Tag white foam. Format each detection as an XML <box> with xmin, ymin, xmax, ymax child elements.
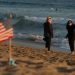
<box><xmin>24</xmin><ymin>15</ymin><xmax>68</xmax><ymax>23</ymax></box>
<box><xmin>24</xmin><ymin>16</ymin><xmax>46</xmax><ymax>22</ymax></box>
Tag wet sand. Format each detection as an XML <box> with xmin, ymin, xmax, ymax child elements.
<box><xmin>0</xmin><ymin>43</ymin><xmax>75</xmax><ymax>75</ymax></box>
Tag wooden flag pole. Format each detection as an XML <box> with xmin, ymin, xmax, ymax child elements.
<box><xmin>9</xmin><ymin>38</ymin><xmax>12</xmax><ymax>59</ymax></box>
<box><xmin>9</xmin><ymin>38</ymin><xmax>16</xmax><ymax>66</ymax></box>
<box><xmin>9</xmin><ymin>14</ymin><xmax>12</xmax><ymax>59</ymax></box>
<box><xmin>8</xmin><ymin>14</ymin><xmax>16</xmax><ymax>66</ymax></box>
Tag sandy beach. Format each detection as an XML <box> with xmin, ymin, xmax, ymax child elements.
<box><xmin>0</xmin><ymin>43</ymin><xmax>75</xmax><ymax>75</ymax></box>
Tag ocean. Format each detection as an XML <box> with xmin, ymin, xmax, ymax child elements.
<box><xmin>0</xmin><ymin>0</ymin><xmax>75</xmax><ymax>52</ymax></box>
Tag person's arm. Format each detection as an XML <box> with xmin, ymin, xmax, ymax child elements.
<box><xmin>74</xmin><ymin>25</ymin><xmax>75</xmax><ymax>28</ymax></box>
<box><xmin>44</xmin><ymin>23</ymin><xmax>45</xmax><ymax>37</ymax></box>
<box><xmin>49</xmin><ymin>24</ymin><xmax>53</xmax><ymax>38</ymax></box>
<box><xmin>65</xmin><ymin>24</ymin><xmax>68</xmax><ymax>38</ymax></box>
<box><xmin>43</xmin><ymin>23</ymin><xmax>46</xmax><ymax>41</ymax></box>
<box><xmin>51</xmin><ymin>25</ymin><xmax>53</xmax><ymax>38</ymax></box>
<box><xmin>65</xmin><ymin>34</ymin><xmax>68</xmax><ymax>38</ymax></box>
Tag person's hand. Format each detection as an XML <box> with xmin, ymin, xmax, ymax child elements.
<box><xmin>51</xmin><ymin>34</ymin><xmax>53</xmax><ymax>38</ymax></box>
<box><xmin>65</xmin><ymin>35</ymin><xmax>68</xmax><ymax>39</ymax></box>
<box><xmin>65</xmin><ymin>34</ymin><xmax>68</xmax><ymax>39</ymax></box>
<box><xmin>43</xmin><ymin>37</ymin><xmax>46</xmax><ymax>41</ymax></box>
<box><xmin>52</xmin><ymin>35</ymin><xmax>53</xmax><ymax>38</ymax></box>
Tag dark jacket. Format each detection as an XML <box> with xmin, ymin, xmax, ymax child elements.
<box><xmin>44</xmin><ymin>22</ymin><xmax>53</xmax><ymax>38</ymax></box>
<box><xmin>66</xmin><ymin>23</ymin><xmax>75</xmax><ymax>39</ymax></box>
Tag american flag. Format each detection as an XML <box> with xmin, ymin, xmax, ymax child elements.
<box><xmin>0</xmin><ymin>22</ymin><xmax>13</xmax><ymax>42</ymax></box>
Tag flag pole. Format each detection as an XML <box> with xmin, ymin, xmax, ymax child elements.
<box><xmin>8</xmin><ymin>14</ymin><xmax>16</xmax><ymax>66</ymax></box>
<box><xmin>9</xmin><ymin>36</ymin><xmax>16</xmax><ymax>66</ymax></box>
<box><xmin>9</xmin><ymin>38</ymin><xmax>12</xmax><ymax>59</ymax></box>
<box><xmin>9</xmin><ymin>38</ymin><xmax>13</xmax><ymax>60</ymax></box>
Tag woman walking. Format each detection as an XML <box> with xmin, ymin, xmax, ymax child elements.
<box><xmin>66</xmin><ymin>20</ymin><xmax>75</xmax><ymax>54</ymax></box>
<box><xmin>43</xmin><ymin>16</ymin><xmax>53</xmax><ymax>51</ymax></box>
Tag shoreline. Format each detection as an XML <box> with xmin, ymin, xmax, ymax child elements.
<box><xmin>12</xmin><ymin>39</ymin><xmax>70</xmax><ymax>53</ymax></box>
<box><xmin>12</xmin><ymin>41</ymin><xmax>69</xmax><ymax>54</ymax></box>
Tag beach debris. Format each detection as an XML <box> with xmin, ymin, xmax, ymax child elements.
<box><xmin>9</xmin><ymin>58</ymin><xmax>16</xmax><ymax>66</ymax></box>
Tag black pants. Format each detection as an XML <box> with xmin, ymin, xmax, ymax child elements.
<box><xmin>68</xmin><ymin>37</ymin><xmax>74</xmax><ymax>52</ymax></box>
<box><xmin>45</xmin><ymin>37</ymin><xmax>51</xmax><ymax>51</ymax></box>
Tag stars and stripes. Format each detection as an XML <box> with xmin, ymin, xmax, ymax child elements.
<box><xmin>0</xmin><ymin>22</ymin><xmax>13</xmax><ymax>42</ymax></box>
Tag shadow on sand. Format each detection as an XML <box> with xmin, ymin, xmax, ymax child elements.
<box><xmin>0</xmin><ymin>60</ymin><xmax>19</xmax><ymax>75</ymax></box>
<box><xmin>0</xmin><ymin>60</ymin><xmax>8</xmax><ymax>67</ymax></box>
<box><xmin>57</xmin><ymin>67</ymin><xmax>75</xmax><ymax>73</ymax></box>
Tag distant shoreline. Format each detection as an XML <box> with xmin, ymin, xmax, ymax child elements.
<box><xmin>3</xmin><ymin>39</ymin><xmax>70</xmax><ymax>53</ymax></box>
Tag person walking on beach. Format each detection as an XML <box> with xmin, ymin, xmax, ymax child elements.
<box><xmin>43</xmin><ymin>16</ymin><xmax>53</xmax><ymax>51</ymax></box>
<box><xmin>66</xmin><ymin>20</ymin><xmax>75</xmax><ymax>54</ymax></box>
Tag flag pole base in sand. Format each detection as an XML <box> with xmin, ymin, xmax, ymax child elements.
<box><xmin>9</xmin><ymin>58</ymin><xmax>16</xmax><ymax>66</ymax></box>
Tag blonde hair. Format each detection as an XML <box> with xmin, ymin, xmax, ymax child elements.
<box><xmin>47</xmin><ymin>16</ymin><xmax>52</xmax><ymax>20</ymax></box>
<box><xmin>46</xmin><ymin>16</ymin><xmax>52</xmax><ymax>23</ymax></box>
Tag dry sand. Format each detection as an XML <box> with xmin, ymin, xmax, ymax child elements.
<box><xmin>0</xmin><ymin>43</ymin><xmax>75</xmax><ymax>75</ymax></box>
